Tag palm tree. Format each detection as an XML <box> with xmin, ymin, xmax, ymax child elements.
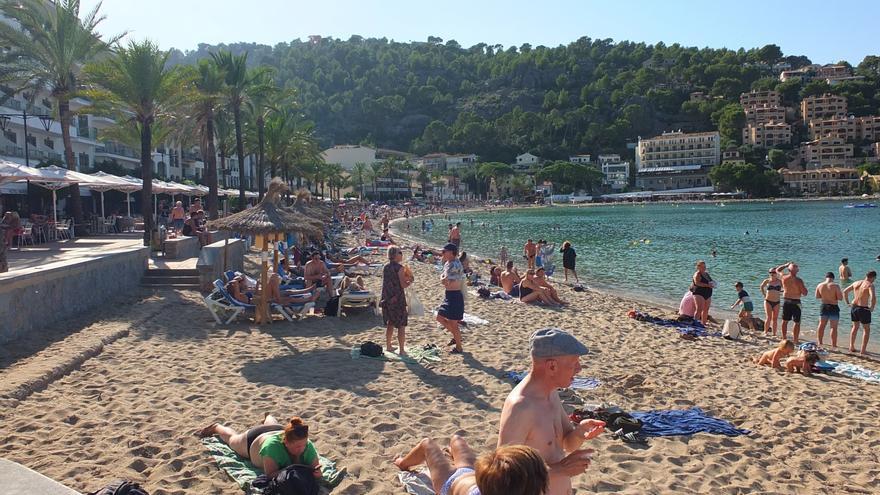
<box><xmin>416</xmin><ymin>165</ymin><xmax>430</xmax><ymax>198</ymax></box>
<box><xmin>243</xmin><ymin>68</ymin><xmax>279</xmax><ymax>199</ymax></box>
<box><xmin>85</xmin><ymin>39</ymin><xmax>189</xmax><ymax>245</ymax></box>
<box><xmin>189</xmin><ymin>59</ymin><xmax>225</xmax><ymax>219</ymax></box>
<box><xmin>214</xmin><ymin>110</ymin><xmax>234</xmax><ymax>188</ymax></box>
<box><xmin>352</xmin><ymin>162</ymin><xmax>368</xmax><ymax>200</ymax></box>
<box><xmin>382</xmin><ymin>158</ymin><xmax>400</xmax><ymax>200</ymax></box>
<box><xmin>212</xmin><ymin>50</ymin><xmax>257</xmax><ymax>209</ymax></box>
<box><xmin>0</xmin><ymin>0</ymin><xmax>123</xmax><ymax>232</ymax></box>
<box><xmin>369</xmin><ymin>162</ymin><xmax>383</xmax><ymax>200</ymax></box>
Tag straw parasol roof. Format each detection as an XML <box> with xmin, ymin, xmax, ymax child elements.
<box><xmin>209</xmin><ymin>178</ymin><xmax>323</xmax><ymax>238</ymax></box>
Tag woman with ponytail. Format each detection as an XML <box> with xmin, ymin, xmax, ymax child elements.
<box><xmin>197</xmin><ymin>415</ymin><xmax>321</xmax><ymax>477</ymax></box>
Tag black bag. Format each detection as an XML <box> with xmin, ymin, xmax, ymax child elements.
<box><xmin>253</xmin><ymin>464</ymin><xmax>319</xmax><ymax>495</ymax></box>
<box><xmin>88</xmin><ymin>480</ymin><xmax>150</xmax><ymax>495</ymax></box>
<box><xmin>324</xmin><ymin>296</ymin><xmax>340</xmax><ymax>316</ymax></box>
<box><xmin>360</xmin><ymin>341</ymin><xmax>383</xmax><ymax>357</ymax></box>
<box><xmin>477</xmin><ymin>287</ymin><xmax>491</xmax><ymax>298</ymax></box>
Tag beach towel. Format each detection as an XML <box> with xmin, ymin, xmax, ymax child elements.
<box><xmin>201</xmin><ymin>437</ymin><xmax>344</xmax><ymax>494</ymax></box>
<box><xmin>398</xmin><ymin>469</ymin><xmax>435</xmax><ymax>495</ymax></box>
<box><xmin>630</xmin><ymin>407</ymin><xmax>750</xmax><ymax>437</ymax></box>
<box><xmin>628</xmin><ymin>310</ymin><xmax>722</xmax><ymax>337</ymax></box>
<box><xmin>350</xmin><ymin>345</ymin><xmax>442</xmax><ymax>364</ymax></box>
<box><xmin>431</xmin><ymin>310</ymin><xmax>488</xmax><ymax>326</ymax></box>
<box><xmin>506</xmin><ymin>371</ymin><xmax>601</xmax><ymax>390</ymax></box>
<box><xmin>823</xmin><ymin>360</ymin><xmax>880</xmax><ymax>385</ymax></box>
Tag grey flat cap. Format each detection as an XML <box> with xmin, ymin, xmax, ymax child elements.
<box><xmin>529</xmin><ymin>328</ymin><xmax>589</xmax><ymax>358</ymax></box>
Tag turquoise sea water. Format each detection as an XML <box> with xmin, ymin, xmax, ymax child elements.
<box><xmin>401</xmin><ymin>201</ymin><xmax>879</xmax><ymax>327</ymax></box>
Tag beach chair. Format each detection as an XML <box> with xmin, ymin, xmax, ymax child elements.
<box><xmin>338</xmin><ymin>290</ymin><xmax>380</xmax><ymax>317</ymax></box>
<box><xmin>55</xmin><ymin>219</ymin><xmax>72</xmax><ymax>240</ymax></box>
<box><xmin>205</xmin><ymin>279</ymin><xmax>311</xmax><ymax>324</ymax></box>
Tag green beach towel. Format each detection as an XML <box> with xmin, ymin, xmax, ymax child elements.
<box><xmin>350</xmin><ymin>345</ymin><xmax>442</xmax><ymax>364</ymax></box>
<box><xmin>201</xmin><ymin>437</ymin><xmax>345</xmax><ymax>494</ymax></box>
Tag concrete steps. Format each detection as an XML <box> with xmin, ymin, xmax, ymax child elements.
<box><xmin>141</xmin><ymin>268</ymin><xmax>201</xmax><ymax>289</ymax></box>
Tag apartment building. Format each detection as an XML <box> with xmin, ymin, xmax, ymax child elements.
<box><xmin>799</xmin><ymin>136</ymin><xmax>854</xmax><ymax>168</ymax></box>
<box><xmin>568</xmin><ymin>154</ymin><xmax>591</xmax><ymax>165</ymax></box>
<box><xmin>514</xmin><ymin>152</ymin><xmax>540</xmax><ymax>170</ymax></box>
<box><xmin>780</xmin><ymin>167</ymin><xmax>860</xmax><ymax>195</ymax></box>
<box><xmin>743</xmin><ymin>122</ymin><xmax>792</xmax><ymax>148</ymax></box>
<box><xmin>801</xmin><ymin>94</ymin><xmax>847</xmax><ymax>124</ymax></box>
<box><xmin>807</xmin><ymin>115</ymin><xmax>880</xmax><ymax>142</ymax></box>
<box><xmin>635</xmin><ymin>165</ymin><xmax>710</xmax><ymax>190</ymax></box>
<box><xmin>721</xmin><ymin>148</ymin><xmax>745</xmax><ymax>165</ymax></box>
<box><xmin>445</xmin><ymin>154</ymin><xmax>479</xmax><ymax>171</ymax></box>
<box><xmin>744</xmin><ymin>104</ymin><xmax>786</xmax><ymax>126</ymax></box>
<box><xmin>602</xmin><ymin>161</ymin><xmax>630</xmax><ymax>190</ymax></box>
<box><xmin>598</xmin><ymin>154</ymin><xmax>622</xmax><ymax>164</ymax></box>
<box><xmin>321</xmin><ymin>145</ymin><xmax>377</xmax><ymax>171</ymax></box>
<box><xmin>635</xmin><ymin>131</ymin><xmax>720</xmax><ymax>170</ymax></box>
<box><xmin>740</xmin><ymin>90</ymin><xmax>781</xmax><ymax>107</ymax></box>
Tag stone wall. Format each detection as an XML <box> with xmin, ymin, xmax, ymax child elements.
<box><xmin>196</xmin><ymin>238</ymin><xmax>246</xmax><ymax>292</ymax></box>
<box><xmin>0</xmin><ymin>246</ymin><xmax>149</xmax><ymax>343</ymax></box>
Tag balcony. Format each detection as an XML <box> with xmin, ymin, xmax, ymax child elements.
<box><xmin>96</xmin><ymin>142</ymin><xmax>140</xmax><ymax>160</ymax></box>
<box><xmin>181</xmin><ymin>150</ymin><xmax>203</xmax><ymax>162</ymax></box>
<box><xmin>76</xmin><ymin>126</ymin><xmax>99</xmax><ymax>140</ymax></box>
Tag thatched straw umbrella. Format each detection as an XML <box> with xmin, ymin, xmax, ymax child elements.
<box><xmin>210</xmin><ymin>178</ymin><xmax>323</xmax><ymax>324</ymax></box>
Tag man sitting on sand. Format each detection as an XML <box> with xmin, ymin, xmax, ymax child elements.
<box><xmin>815</xmin><ymin>272</ymin><xmax>844</xmax><ymax>348</ymax></box>
<box><xmin>498</xmin><ymin>328</ymin><xmax>605</xmax><ymax>495</ymax></box>
<box><xmin>304</xmin><ymin>251</ymin><xmax>333</xmax><ymax>291</ymax></box>
<box><xmin>843</xmin><ymin>271</ymin><xmax>876</xmax><ymax>355</ymax></box>
<box><xmin>394</xmin><ymin>435</ymin><xmax>549</xmax><ymax>495</ymax></box>
<box><xmin>500</xmin><ymin>261</ymin><xmax>522</xmax><ymax>297</ymax></box>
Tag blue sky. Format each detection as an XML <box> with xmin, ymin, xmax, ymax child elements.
<box><xmin>83</xmin><ymin>0</ymin><xmax>877</xmax><ymax>65</ymax></box>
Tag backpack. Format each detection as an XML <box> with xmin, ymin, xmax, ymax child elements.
<box><xmin>360</xmin><ymin>341</ymin><xmax>383</xmax><ymax>357</ymax></box>
<box><xmin>722</xmin><ymin>319</ymin><xmax>742</xmax><ymax>339</ymax></box>
<box><xmin>324</xmin><ymin>296</ymin><xmax>340</xmax><ymax>317</ymax></box>
<box><xmin>252</xmin><ymin>464</ymin><xmax>319</xmax><ymax>495</ymax></box>
<box><xmin>88</xmin><ymin>480</ymin><xmax>150</xmax><ymax>495</ymax></box>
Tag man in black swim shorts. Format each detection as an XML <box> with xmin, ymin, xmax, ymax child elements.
<box><xmin>776</xmin><ymin>262</ymin><xmax>808</xmax><ymax>344</ymax></box>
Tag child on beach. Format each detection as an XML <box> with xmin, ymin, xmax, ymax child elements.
<box><xmin>785</xmin><ymin>349</ymin><xmax>821</xmax><ymax>375</ymax></box>
<box><xmin>731</xmin><ymin>282</ymin><xmax>754</xmax><ymax>318</ymax></box>
<box><xmin>753</xmin><ymin>339</ymin><xmax>795</xmax><ymax>368</ymax></box>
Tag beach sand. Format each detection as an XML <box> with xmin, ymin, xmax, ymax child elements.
<box><xmin>1</xmin><ymin>242</ymin><xmax>879</xmax><ymax>494</ymax></box>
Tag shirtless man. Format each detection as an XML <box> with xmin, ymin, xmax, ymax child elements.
<box><xmin>498</xmin><ymin>328</ymin><xmax>605</xmax><ymax>495</ymax></box>
<box><xmin>843</xmin><ymin>271</ymin><xmax>877</xmax><ymax>354</ymax></box>
<box><xmin>303</xmin><ymin>251</ymin><xmax>333</xmax><ymax>291</ymax></box>
<box><xmin>775</xmin><ymin>262</ymin><xmax>808</xmax><ymax>344</ymax></box>
<box><xmin>449</xmin><ymin>222</ymin><xmax>462</xmax><ymax>249</ymax></box>
<box><xmin>523</xmin><ymin>239</ymin><xmax>538</xmax><ymax>269</ymax></box>
<box><xmin>815</xmin><ymin>272</ymin><xmax>844</xmax><ymax>348</ymax></box>
<box><xmin>839</xmin><ymin>258</ymin><xmax>853</xmax><ymax>286</ymax></box>
<box><xmin>500</xmin><ymin>261</ymin><xmax>522</xmax><ymax>297</ymax></box>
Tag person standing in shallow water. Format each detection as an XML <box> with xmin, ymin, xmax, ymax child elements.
<box><xmin>560</xmin><ymin>241</ymin><xmax>578</xmax><ymax>283</ymax></box>
<box><xmin>839</xmin><ymin>258</ymin><xmax>853</xmax><ymax>286</ymax></box>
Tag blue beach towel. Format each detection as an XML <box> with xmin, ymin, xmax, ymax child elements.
<box><xmin>630</xmin><ymin>311</ymin><xmax>722</xmax><ymax>337</ymax></box>
<box><xmin>631</xmin><ymin>407</ymin><xmax>750</xmax><ymax>437</ymax></box>
<box><xmin>823</xmin><ymin>360</ymin><xmax>880</xmax><ymax>385</ymax></box>
<box><xmin>506</xmin><ymin>371</ymin><xmax>601</xmax><ymax>390</ymax></box>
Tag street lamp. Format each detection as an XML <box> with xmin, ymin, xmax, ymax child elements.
<box><xmin>0</xmin><ymin>108</ymin><xmax>54</xmax><ymax>168</ymax></box>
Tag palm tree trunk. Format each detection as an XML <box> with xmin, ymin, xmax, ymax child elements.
<box><xmin>233</xmin><ymin>105</ymin><xmax>246</xmax><ymax>209</ymax></box>
<box><xmin>257</xmin><ymin>116</ymin><xmax>265</xmax><ymax>200</ymax></box>
<box><xmin>205</xmin><ymin>113</ymin><xmax>219</xmax><ymax>220</ymax></box>
<box><xmin>58</xmin><ymin>98</ymin><xmax>84</xmax><ymax>234</ymax></box>
<box><xmin>140</xmin><ymin>121</ymin><xmax>154</xmax><ymax>246</ymax></box>
<box><xmin>219</xmin><ymin>151</ymin><xmax>227</xmax><ymax>188</ymax></box>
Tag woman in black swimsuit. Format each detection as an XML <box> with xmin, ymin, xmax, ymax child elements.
<box><xmin>760</xmin><ymin>269</ymin><xmax>783</xmax><ymax>336</ymax></box>
<box><xmin>691</xmin><ymin>260</ymin><xmax>715</xmax><ymax>325</ymax></box>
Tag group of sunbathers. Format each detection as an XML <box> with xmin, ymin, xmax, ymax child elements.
<box><xmin>496</xmin><ymin>261</ymin><xmax>568</xmax><ymax>306</ymax></box>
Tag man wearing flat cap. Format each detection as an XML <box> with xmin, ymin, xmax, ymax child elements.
<box><xmin>498</xmin><ymin>328</ymin><xmax>605</xmax><ymax>495</ymax></box>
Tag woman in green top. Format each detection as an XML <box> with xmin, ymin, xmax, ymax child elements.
<box><xmin>198</xmin><ymin>415</ymin><xmax>321</xmax><ymax>477</ymax></box>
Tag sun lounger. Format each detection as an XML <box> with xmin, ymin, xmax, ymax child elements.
<box><xmin>338</xmin><ymin>290</ymin><xmax>380</xmax><ymax>317</ymax></box>
<box><xmin>204</xmin><ymin>279</ymin><xmax>314</xmax><ymax>324</ymax></box>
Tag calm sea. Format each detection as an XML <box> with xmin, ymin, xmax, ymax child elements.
<box><xmin>400</xmin><ymin>200</ymin><xmax>879</xmax><ymax>332</ymax></box>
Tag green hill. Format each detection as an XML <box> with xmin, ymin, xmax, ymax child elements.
<box><xmin>167</xmin><ymin>38</ymin><xmax>880</xmax><ymax>162</ymax></box>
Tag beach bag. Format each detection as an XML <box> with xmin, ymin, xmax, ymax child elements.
<box><xmin>253</xmin><ymin>464</ymin><xmax>318</xmax><ymax>495</ymax></box>
<box><xmin>722</xmin><ymin>319</ymin><xmax>742</xmax><ymax>339</ymax></box>
<box><xmin>360</xmin><ymin>341</ymin><xmax>383</xmax><ymax>357</ymax></box>
<box><xmin>406</xmin><ymin>287</ymin><xmax>425</xmax><ymax>317</ymax></box>
<box><xmin>88</xmin><ymin>480</ymin><xmax>150</xmax><ymax>495</ymax></box>
<box><xmin>324</xmin><ymin>296</ymin><xmax>340</xmax><ymax>317</ymax></box>
<box><xmin>477</xmin><ymin>287</ymin><xmax>491</xmax><ymax>299</ymax></box>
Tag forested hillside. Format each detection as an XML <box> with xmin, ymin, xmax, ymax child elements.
<box><xmin>167</xmin><ymin>37</ymin><xmax>880</xmax><ymax>162</ymax></box>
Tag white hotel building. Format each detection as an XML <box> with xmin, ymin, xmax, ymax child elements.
<box><xmin>634</xmin><ymin>131</ymin><xmax>721</xmax><ymax>191</ymax></box>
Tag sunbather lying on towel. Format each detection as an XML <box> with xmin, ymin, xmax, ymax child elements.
<box><xmin>394</xmin><ymin>435</ymin><xmax>549</xmax><ymax>495</ymax></box>
<box><xmin>198</xmin><ymin>415</ymin><xmax>321</xmax><ymax>477</ymax></box>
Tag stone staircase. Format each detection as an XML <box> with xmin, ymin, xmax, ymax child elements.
<box><xmin>141</xmin><ymin>268</ymin><xmax>201</xmax><ymax>290</ymax></box>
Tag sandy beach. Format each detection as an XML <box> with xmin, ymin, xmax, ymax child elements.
<box><xmin>1</xmin><ymin>237</ymin><xmax>879</xmax><ymax>494</ymax></box>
